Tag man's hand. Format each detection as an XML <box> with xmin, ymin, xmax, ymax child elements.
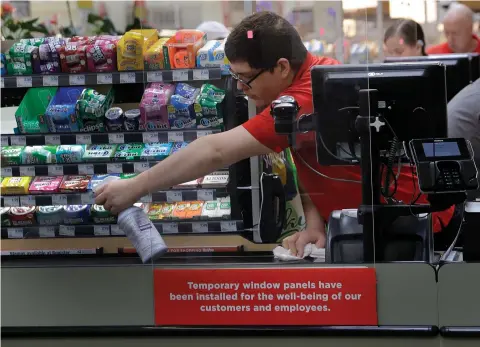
<box><xmin>282</xmin><ymin>227</ymin><xmax>326</xmax><ymax>258</ymax></box>
<box><xmin>94</xmin><ymin>178</ymin><xmax>144</xmax><ymax>214</ymax></box>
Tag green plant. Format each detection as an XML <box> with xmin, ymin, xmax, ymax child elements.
<box><xmin>87</xmin><ymin>13</ymin><xmax>119</xmax><ymax>35</ymax></box>
<box><xmin>1</xmin><ymin>16</ymin><xmax>49</xmax><ymax>40</ymax></box>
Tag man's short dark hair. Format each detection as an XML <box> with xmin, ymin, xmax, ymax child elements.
<box><xmin>225</xmin><ymin>11</ymin><xmax>308</xmax><ymax>72</ymax></box>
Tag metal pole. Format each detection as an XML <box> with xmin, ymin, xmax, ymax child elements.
<box><xmin>336</xmin><ymin>4</ymin><xmax>345</xmax><ymax>64</ymax></box>
<box><xmin>377</xmin><ymin>0</ymin><xmax>384</xmax><ymax>61</ymax></box>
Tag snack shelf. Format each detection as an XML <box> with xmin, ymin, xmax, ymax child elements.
<box><xmin>0</xmin><ymin>68</ymin><xmax>223</xmax><ymax>89</ymax></box>
<box><xmin>2</xmin><ymin>161</ymin><xmax>157</xmax><ymax>177</ymax></box>
<box><xmin>1</xmin><ymin>189</ymin><xmax>226</xmax><ymax>207</ymax></box>
<box><xmin>1</xmin><ymin>219</ymin><xmax>243</xmax><ymax>239</ymax></box>
<box><xmin>1</xmin><ymin>129</ymin><xmax>218</xmax><ymax>147</ymax></box>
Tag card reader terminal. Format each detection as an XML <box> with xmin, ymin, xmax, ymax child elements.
<box><xmin>409</xmin><ymin>138</ymin><xmax>478</xmax><ymax>193</ymax></box>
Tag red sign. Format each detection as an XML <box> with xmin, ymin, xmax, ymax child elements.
<box><xmin>154</xmin><ymin>267</ymin><xmax>377</xmax><ymax>326</ymax></box>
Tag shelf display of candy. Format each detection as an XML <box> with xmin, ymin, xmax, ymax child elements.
<box><xmin>0</xmin><ymin>29</ymin><xmax>230</xmax><ymax>78</ymax></box>
<box><xmin>12</xmin><ymin>82</ymin><xmax>225</xmax><ymax>135</ymax></box>
<box><xmin>0</xmin><ymin>197</ymin><xmax>231</xmax><ymax>229</ymax></box>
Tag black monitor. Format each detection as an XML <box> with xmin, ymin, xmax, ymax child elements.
<box><xmin>385</xmin><ymin>53</ymin><xmax>480</xmax><ymax>101</ymax></box>
<box><xmin>312</xmin><ymin>62</ymin><xmax>448</xmax><ymax>166</ymax></box>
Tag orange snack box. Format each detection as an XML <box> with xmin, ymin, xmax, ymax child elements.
<box><xmin>172</xmin><ymin>201</ymin><xmax>190</xmax><ymax>219</ymax></box>
<box><xmin>163</xmin><ymin>30</ymin><xmax>206</xmax><ymax>69</ymax></box>
<box><xmin>184</xmin><ymin>200</ymin><xmax>204</xmax><ymax>219</ymax></box>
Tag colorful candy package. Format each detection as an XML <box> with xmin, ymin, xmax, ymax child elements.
<box><xmin>6</xmin><ymin>43</ymin><xmax>38</xmax><ymax>75</ymax></box>
<box><xmin>86</xmin><ymin>42</ymin><xmax>117</xmax><ymax>72</ymax></box>
<box><xmin>32</xmin><ymin>39</ymin><xmax>64</xmax><ymax>74</ymax></box>
<box><xmin>196</xmin><ymin>84</ymin><xmax>226</xmax><ymax>129</ymax></box>
<box><xmin>139</xmin><ymin>83</ymin><xmax>175</xmax><ymax>130</ymax></box>
<box><xmin>58</xmin><ymin>43</ymin><xmax>87</xmax><ymax>74</ymax></box>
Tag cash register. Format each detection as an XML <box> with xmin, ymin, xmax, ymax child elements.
<box><xmin>270</xmin><ymin>62</ymin><xmax>479</xmax><ymax>263</ymax></box>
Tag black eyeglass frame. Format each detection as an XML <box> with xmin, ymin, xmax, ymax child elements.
<box><xmin>229</xmin><ymin>68</ymin><xmax>268</xmax><ymax>89</ymax></box>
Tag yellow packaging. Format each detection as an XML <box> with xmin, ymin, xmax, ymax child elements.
<box><xmin>117</xmin><ymin>32</ymin><xmax>143</xmax><ymax>71</ymax></box>
<box><xmin>1</xmin><ymin>177</ymin><xmax>32</xmax><ymax>195</ymax></box>
<box><xmin>118</xmin><ymin>30</ymin><xmax>159</xmax><ymax>71</ymax></box>
<box><xmin>144</xmin><ymin>38</ymin><xmax>169</xmax><ymax>70</ymax></box>
<box><xmin>129</xmin><ymin>29</ymin><xmax>158</xmax><ymax>50</ymax></box>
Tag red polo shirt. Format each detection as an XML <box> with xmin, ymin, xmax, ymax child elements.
<box><xmin>242</xmin><ymin>53</ymin><xmax>454</xmax><ymax>232</ymax></box>
<box><xmin>427</xmin><ymin>34</ymin><xmax>480</xmax><ymax>54</ymax></box>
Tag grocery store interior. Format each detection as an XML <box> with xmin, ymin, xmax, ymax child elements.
<box><xmin>1</xmin><ymin>0</ymin><xmax>480</xmax><ymax>346</ymax></box>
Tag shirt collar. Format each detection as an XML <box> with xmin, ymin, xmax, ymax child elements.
<box><xmin>293</xmin><ymin>52</ymin><xmax>315</xmax><ymax>84</ymax></box>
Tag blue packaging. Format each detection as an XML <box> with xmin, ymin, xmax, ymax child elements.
<box><xmin>44</xmin><ymin>87</ymin><xmax>84</xmax><ymax>132</ymax></box>
<box><xmin>0</xmin><ymin>54</ymin><xmax>6</xmax><ymax>76</ymax></box>
<box><xmin>174</xmin><ymin>83</ymin><xmax>200</xmax><ymax>100</ymax></box>
<box><xmin>170</xmin><ymin>142</ymin><xmax>189</xmax><ymax>155</ymax></box>
<box><xmin>88</xmin><ymin>174</ymin><xmax>121</xmax><ymax>191</ymax></box>
<box><xmin>141</xmin><ymin>143</ymin><xmax>173</xmax><ymax>161</ymax></box>
<box><xmin>168</xmin><ymin>95</ymin><xmax>199</xmax><ymax>129</ymax></box>
<box><xmin>63</xmin><ymin>205</ymin><xmax>90</xmax><ymax>225</ymax></box>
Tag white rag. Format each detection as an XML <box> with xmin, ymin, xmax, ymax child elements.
<box><xmin>273</xmin><ymin>244</ymin><xmax>325</xmax><ymax>262</ymax></box>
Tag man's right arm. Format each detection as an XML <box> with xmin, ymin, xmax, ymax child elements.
<box><xmin>95</xmin><ymin>126</ymin><xmax>276</xmax><ymax>213</ymax></box>
<box><xmin>135</xmin><ymin>126</ymin><xmax>273</xmax><ymax>196</ymax></box>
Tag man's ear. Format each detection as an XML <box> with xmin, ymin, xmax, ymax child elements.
<box><xmin>277</xmin><ymin>58</ymin><xmax>291</xmax><ymax>78</ymax></box>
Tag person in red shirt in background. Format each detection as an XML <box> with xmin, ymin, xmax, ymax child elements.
<box><xmin>95</xmin><ymin>12</ymin><xmax>455</xmax><ymax>257</ymax></box>
<box><xmin>427</xmin><ymin>3</ymin><xmax>480</xmax><ymax>54</ymax></box>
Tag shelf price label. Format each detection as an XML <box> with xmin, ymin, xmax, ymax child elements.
<box><xmin>97</xmin><ymin>73</ymin><xmax>113</xmax><ymax>84</ymax></box>
<box><xmin>10</xmin><ymin>136</ymin><xmax>26</xmax><ymax>146</ymax></box>
<box><xmin>1</xmin><ymin>78</ymin><xmax>4</xmax><ymax>88</ymax></box>
<box><xmin>147</xmin><ymin>71</ymin><xmax>163</xmax><ymax>82</ymax></box>
<box><xmin>173</xmin><ymin>69</ymin><xmax>189</xmax><ymax>81</ymax></box>
<box><xmin>192</xmin><ymin>222</ymin><xmax>209</xmax><ymax>233</ymax></box>
<box><xmin>193</xmin><ymin>69</ymin><xmax>210</xmax><ymax>81</ymax></box>
<box><xmin>59</xmin><ymin>225</ymin><xmax>75</xmax><ymax>237</ymax></box>
<box><xmin>48</xmin><ymin>165</ymin><xmax>64</xmax><ymax>176</ymax></box>
<box><xmin>69</xmin><ymin>74</ymin><xmax>85</xmax><ymax>85</ymax></box>
<box><xmin>197</xmin><ymin>190</ymin><xmax>214</xmax><ymax>201</ymax></box>
<box><xmin>142</xmin><ymin>132</ymin><xmax>159</xmax><ymax>143</ymax></box>
<box><xmin>8</xmin><ymin>228</ymin><xmax>24</xmax><ymax>239</ymax></box>
<box><xmin>110</xmin><ymin>224</ymin><xmax>125</xmax><ymax>235</ymax></box>
<box><xmin>52</xmin><ymin>194</ymin><xmax>68</xmax><ymax>206</ymax></box>
<box><xmin>43</xmin><ymin>75</ymin><xmax>59</xmax><ymax>86</ymax></box>
<box><xmin>1</xmin><ymin>167</ymin><xmax>12</xmax><ymax>177</ymax></box>
<box><xmin>107</xmin><ymin>163</ymin><xmax>123</xmax><ymax>174</ymax></box>
<box><xmin>108</xmin><ymin>133</ymin><xmax>124</xmax><ymax>144</ymax></box>
<box><xmin>168</xmin><ymin>131</ymin><xmax>184</xmax><ymax>143</ymax></box>
<box><xmin>3</xmin><ymin>196</ymin><xmax>20</xmax><ymax>207</ymax></box>
<box><xmin>166</xmin><ymin>191</ymin><xmax>182</xmax><ymax>202</ymax></box>
<box><xmin>76</xmin><ymin>134</ymin><xmax>92</xmax><ymax>144</ymax></box>
<box><xmin>197</xmin><ymin>130</ymin><xmax>213</xmax><ymax>138</ymax></box>
<box><xmin>94</xmin><ymin>225</ymin><xmax>110</xmax><ymax>236</ymax></box>
<box><xmin>134</xmin><ymin>162</ymin><xmax>150</xmax><ymax>173</ymax></box>
<box><xmin>39</xmin><ymin>227</ymin><xmax>56</xmax><ymax>238</ymax></box>
<box><xmin>1</xmin><ymin>136</ymin><xmax>9</xmax><ymax>146</ymax></box>
<box><xmin>163</xmin><ymin>222</ymin><xmax>179</xmax><ymax>234</ymax></box>
<box><xmin>19</xmin><ymin>166</ymin><xmax>35</xmax><ymax>177</ymax></box>
<box><xmin>20</xmin><ymin>195</ymin><xmax>35</xmax><ymax>206</ymax></box>
<box><xmin>120</xmin><ymin>72</ymin><xmax>136</xmax><ymax>84</ymax></box>
<box><xmin>221</xmin><ymin>221</ymin><xmax>237</xmax><ymax>232</ymax></box>
<box><xmin>17</xmin><ymin>76</ymin><xmax>32</xmax><ymax>88</ymax></box>
<box><xmin>45</xmin><ymin>134</ymin><xmax>61</xmax><ymax>145</ymax></box>
<box><xmin>78</xmin><ymin>164</ymin><xmax>94</xmax><ymax>175</ymax></box>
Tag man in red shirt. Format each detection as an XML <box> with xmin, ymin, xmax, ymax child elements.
<box><xmin>96</xmin><ymin>12</ymin><xmax>454</xmax><ymax>256</ymax></box>
<box><xmin>427</xmin><ymin>3</ymin><xmax>480</xmax><ymax>54</ymax></box>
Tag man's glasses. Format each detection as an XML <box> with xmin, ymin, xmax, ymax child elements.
<box><xmin>229</xmin><ymin>68</ymin><xmax>267</xmax><ymax>89</ymax></box>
